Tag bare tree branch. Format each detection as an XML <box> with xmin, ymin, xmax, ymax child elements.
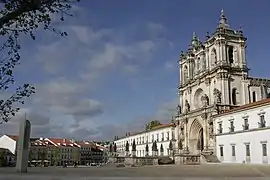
<box><xmin>0</xmin><ymin>0</ymin><xmax>80</xmax><ymax>123</ymax></box>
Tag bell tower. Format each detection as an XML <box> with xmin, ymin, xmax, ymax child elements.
<box><xmin>176</xmin><ymin>10</ymin><xmax>253</xmax><ymax>157</ymax></box>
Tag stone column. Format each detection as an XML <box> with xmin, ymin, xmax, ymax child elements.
<box><xmin>183</xmin><ymin>117</ymin><xmax>189</xmax><ymax>154</ymax></box>
<box><xmin>202</xmin><ymin>114</ymin><xmax>209</xmax><ymax>152</ymax></box>
<box><xmin>221</xmin><ymin>42</ymin><xmax>227</xmax><ymax>65</ymax></box>
<box><xmin>241</xmin><ymin>80</ymin><xmax>249</xmax><ymax>105</ymax></box>
<box><xmin>222</xmin><ymin>77</ymin><xmax>230</xmax><ymax>105</ymax></box>
<box><xmin>239</xmin><ymin>42</ymin><xmax>246</xmax><ymax>68</ymax></box>
<box><xmin>16</xmin><ymin>119</ymin><xmax>31</xmax><ymax>173</ymax></box>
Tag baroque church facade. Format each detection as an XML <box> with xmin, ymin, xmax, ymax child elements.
<box><xmin>176</xmin><ymin>10</ymin><xmax>270</xmax><ymax>156</ymax></box>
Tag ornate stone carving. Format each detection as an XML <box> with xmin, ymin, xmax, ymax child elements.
<box><xmin>213</xmin><ymin>88</ymin><xmax>222</xmax><ymax>104</ymax></box>
<box><xmin>179</xmin><ymin>90</ymin><xmax>184</xmax><ymax>96</ymax></box>
<box><xmin>208</xmin><ymin>137</ymin><xmax>214</xmax><ymax>148</ymax></box>
<box><xmin>185</xmin><ymin>100</ymin><xmax>190</xmax><ymax>113</ymax></box>
<box><xmin>176</xmin><ymin>104</ymin><xmax>181</xmax><ymax>115</ymax></box>
<box><xmin>240</xmin><ymin>42</ymin><xmax>246</xmax><ymax>48</ymax></box>
<box><xmin>178</xmin><ymin>139</ymin><xmax>183</xmax><ymax>150</ymax></box>
<box><xmin>180</xmin><ymin>51</ymin><xmax>186</xmax><ymax>60</ymax></box>
<box><xmin>205</xmin><ymin>78</ymin><xmax>211</xmax><ymax>86</ymax></box>
<box><xmin>201</xmin><ymin>111</ymin><xmax>208</xmax><ymax>120</ymax></box>
<box><xmin>187</xmin><ymin>87</ymin><xmax>192</xmax><ymax>94</ymax></box>
<box><xmin>201</xmin><ymin>94</ymin><xmax>209</xmax><ymax>107</ymax></box>
<box><xmin>180</xmin><ymin>126</ymin><xmax>184</xmax><ymax>135</ymax></box>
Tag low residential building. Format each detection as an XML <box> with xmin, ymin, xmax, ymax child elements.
<box><xmin>114</xmin><ymin>123</ymin><xmax>176</xmax><ymax>157</ymax></box>
<box><xmin>0</xmin><ymin>135</ymin><xmax>107</xmax><ymax>166</ymax></box>
<box><xmin>0</xmin><ymin>148</ymin><xmax>15</xmax><ymax>166</ymax></box>
<box><xmin>0</xmin><ymin>135</ymin><xmax>18</xmax><ymax>155</ymax></box>
<box><xmin>44</xmin><ymin>138</ymin><xmax>80</xmax><ymax>166</ymax></box>
<box><xmin>214</xmin><ymin>98</ymin><xmax>270</xmax><ymax>164</ymax></box>
<box><xmin>77</xmin><ymin>141</ymin><xmax>95</xmax><ymax>165</ymax></box>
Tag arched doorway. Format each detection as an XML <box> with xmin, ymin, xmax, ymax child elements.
<box><xmin>189</xmin><ymin>119</ymin><xmax>204</xmax><ymax>154</ymax></box>
<box><xmin>197</xmin><ymin>129</ymin><xmax>204</xmax><ymax>151</ymax></box>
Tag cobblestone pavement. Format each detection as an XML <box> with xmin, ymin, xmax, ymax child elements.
<box><xmin>0</xmin><ymin>164</ymin><xmax>270</xmax><ymax>180</ymax></box>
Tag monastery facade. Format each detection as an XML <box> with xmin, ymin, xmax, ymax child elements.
<box><xmin>114</xmin><ymin>10</ymin><xmax>270</xmax><ymax>164</ymax></box>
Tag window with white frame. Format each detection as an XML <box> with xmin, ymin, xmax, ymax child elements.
<box><xmin>231</xmin><ymin>145</ymin><xmax>236</xmax><ymax>157</ymax></box>
<box><xmin>259</xmin><ymin>114</ymin><xmax>266</xmax><ymax>128</ymax></box>
<box><xmin>218</xmin><ymin>122</ymin><xmax>223</xmax><ymax>134</ymax></box>
<box><xmin>262</xmin><ymin>143</ymin><xmax>267</xmax><ymax>157</ymax></box>
<box><xmin>245</xmin><ymin>143</ymin><xmax>250</xmax><ymax>157</ymax></box>
<box><xmin>229</xmin><ymin>120</ymin><xmax>234</xmax><ymax>132</ymax></box>
<box><xmin>243</xmin><ymin>117</ymin><xmax>249</xmax><ymax>130</ymax></box>
<box><xmin>219</xmin><ymin>146</ymin><xmax>224</xmax><ymax>157</ymax></box>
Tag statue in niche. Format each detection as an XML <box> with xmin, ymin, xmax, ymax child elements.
<box><xmin>183</xmin><ymin>66</ymin><xmax>188</xmax><ymax>82</ymax></box>
<box><xmin>201</xmin><ymin>94</ymin><xmax>209</xmax><ymax>107</ymax></box>
<box><xmin>209</xmin><ymin>122</ymin><xmax>214</xmax><ymax>135</ymax></box>
<box><xmin>202</xmin><ymin>55</ymin><xmax>206</xmax><ymax>70</ymax></box>
<box><xmin>185</xmin><ymin>100</ymin><xmax>190</xmax><ymax>113</ymax></box>
<box><xmin>178</xmin><ymin>139</ymin><xmax>183</xmax><ymax>150</ymax></box>
<box><xmin>196</xmin><ymin>57</ymin><xmax>200</xmax><ymax>72</ymax></box>
<box><xmin>180</xmin><ymin>51</ymin><xmax>185</xmax><ymax>59</ymax></box>
<box><xmin>213</xmin><ymin>88</ymin><xmax>222</xmax><ymax>104</ymax></box>
<box><xmin>191</xmin><ymin>61</ymin><xmax>195</xmax><ymax>77</ymax></box>
<box><xmin>176</xmin><ymin>104</ymin><xmax>181</xmax><ymax>115</ymax></box>
<box><xmin>180</xmin><ymin>126</ymin><xmax>184</xmax><ymax>135</ymax></box>
<box><xmin>211</xmin><ymin>49</ymin><xmax>217</xmax><ymax>65</ymax></box>
<box><xmin>233</xmin><ymin>48</ymin><xmax>238</xmax><ymax>64</ymax></box>
<box><xmin>209</xmin><ymin>137</ymin><xmax>214</xmax><ymax>148</ymax></box>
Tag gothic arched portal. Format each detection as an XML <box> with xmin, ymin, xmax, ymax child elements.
<box><xmin>189</xmin><ymin>119</ymin><xmax>204</xmax><ymax>154</ymax></box>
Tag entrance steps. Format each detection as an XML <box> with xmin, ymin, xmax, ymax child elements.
<box><xmin>201</xmin><ymin>154</ymin><xmax>221</xmax><ymax>163</ymax></box>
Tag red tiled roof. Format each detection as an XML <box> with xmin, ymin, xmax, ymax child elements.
<box><xmin>96</xmin><ymin>145</ymin><xmax>107</xmax><ymax>151</ymax></box>
<box><xmin>7</xmin><ymin>135</ymin><xmax>18</xmax><ymax>141</ymax></box>
<box><xmin>150</xmin><ymin>123</ymin><xmax>175</xmax><ymax>130</ymax></box>
<box><xmin>76</xmin><ymin>141</ymin><xmax>96</xmax><ymax>148</ymax></box>
<box><xmin>45</xmin><ymin>138</ymin><xmax>80</xmax><ymax>147</ymax></box>
<box><xmin>213</xmin><ymin>98</ymin><xmax>270</xmax><ymax>118</ymax></box>
<box><xmin>118</xmin><ymin>122</ymin><xmax>175</xmax><ymax>140</ymax></box>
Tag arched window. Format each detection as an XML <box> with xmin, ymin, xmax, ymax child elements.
<box><xmin>183</xmin><ymin>65</ymin><xmax>188</xmax><ymax>83</ymax></box>
<box><xmin>232</xmin><ymin>88</ymin><xmax>237</xmax><ymax>105</ymax></box>
<box><xmin>228</xmin><ymin>46</ymin><xmax>234</xmax><ymax>64</ymax></box>
<box><xmin>211</xmin><ymin>48</ymin><xmax>217</xmax><ymax>65</ymax></box>
<box><xmin>252</xmin><ymin>91</ymin><xmax>256</xmax><ymax>102</ymax></box>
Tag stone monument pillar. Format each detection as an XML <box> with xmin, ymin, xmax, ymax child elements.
<box><xmin>16</xmin><ymin>119</ymin><xmax>31</xmax><ymax>173</ymax></box>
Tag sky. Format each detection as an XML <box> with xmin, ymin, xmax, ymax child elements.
<box><xmin>0</xmin><ymin>0</ymin><xmax>270</xmax><ymax>141</ymax></box>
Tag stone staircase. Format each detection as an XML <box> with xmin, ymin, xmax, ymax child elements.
<box><xmin>202</xmin><ymin>154</ymin><xmax>220</xmax><ymax>163</ymax></box>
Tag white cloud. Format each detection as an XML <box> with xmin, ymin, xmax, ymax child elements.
<box><xmin>0</xmin><ymin>7</ymin><xmax>174</xmax><ymax>140</ymax></box>
<box><xmin>164</xmin><ymin>61</ymin><xmax>174</xmax><ymax>69</ymax></box>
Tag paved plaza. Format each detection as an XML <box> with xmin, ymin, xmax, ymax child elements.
<box><xmin>1</xmin><ymin>164</ymin><xmax>270</xmax><ymax>180</ymax></box>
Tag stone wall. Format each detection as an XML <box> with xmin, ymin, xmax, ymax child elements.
<box><xmin>174</xmin><ymin>154</ymin><xmax>200</xmax><ymax>165</ymax></box>
<box><xmin>114</xmin><ymin>156</ymin><xmax>158</xmax><ymax>166</ymax></box>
